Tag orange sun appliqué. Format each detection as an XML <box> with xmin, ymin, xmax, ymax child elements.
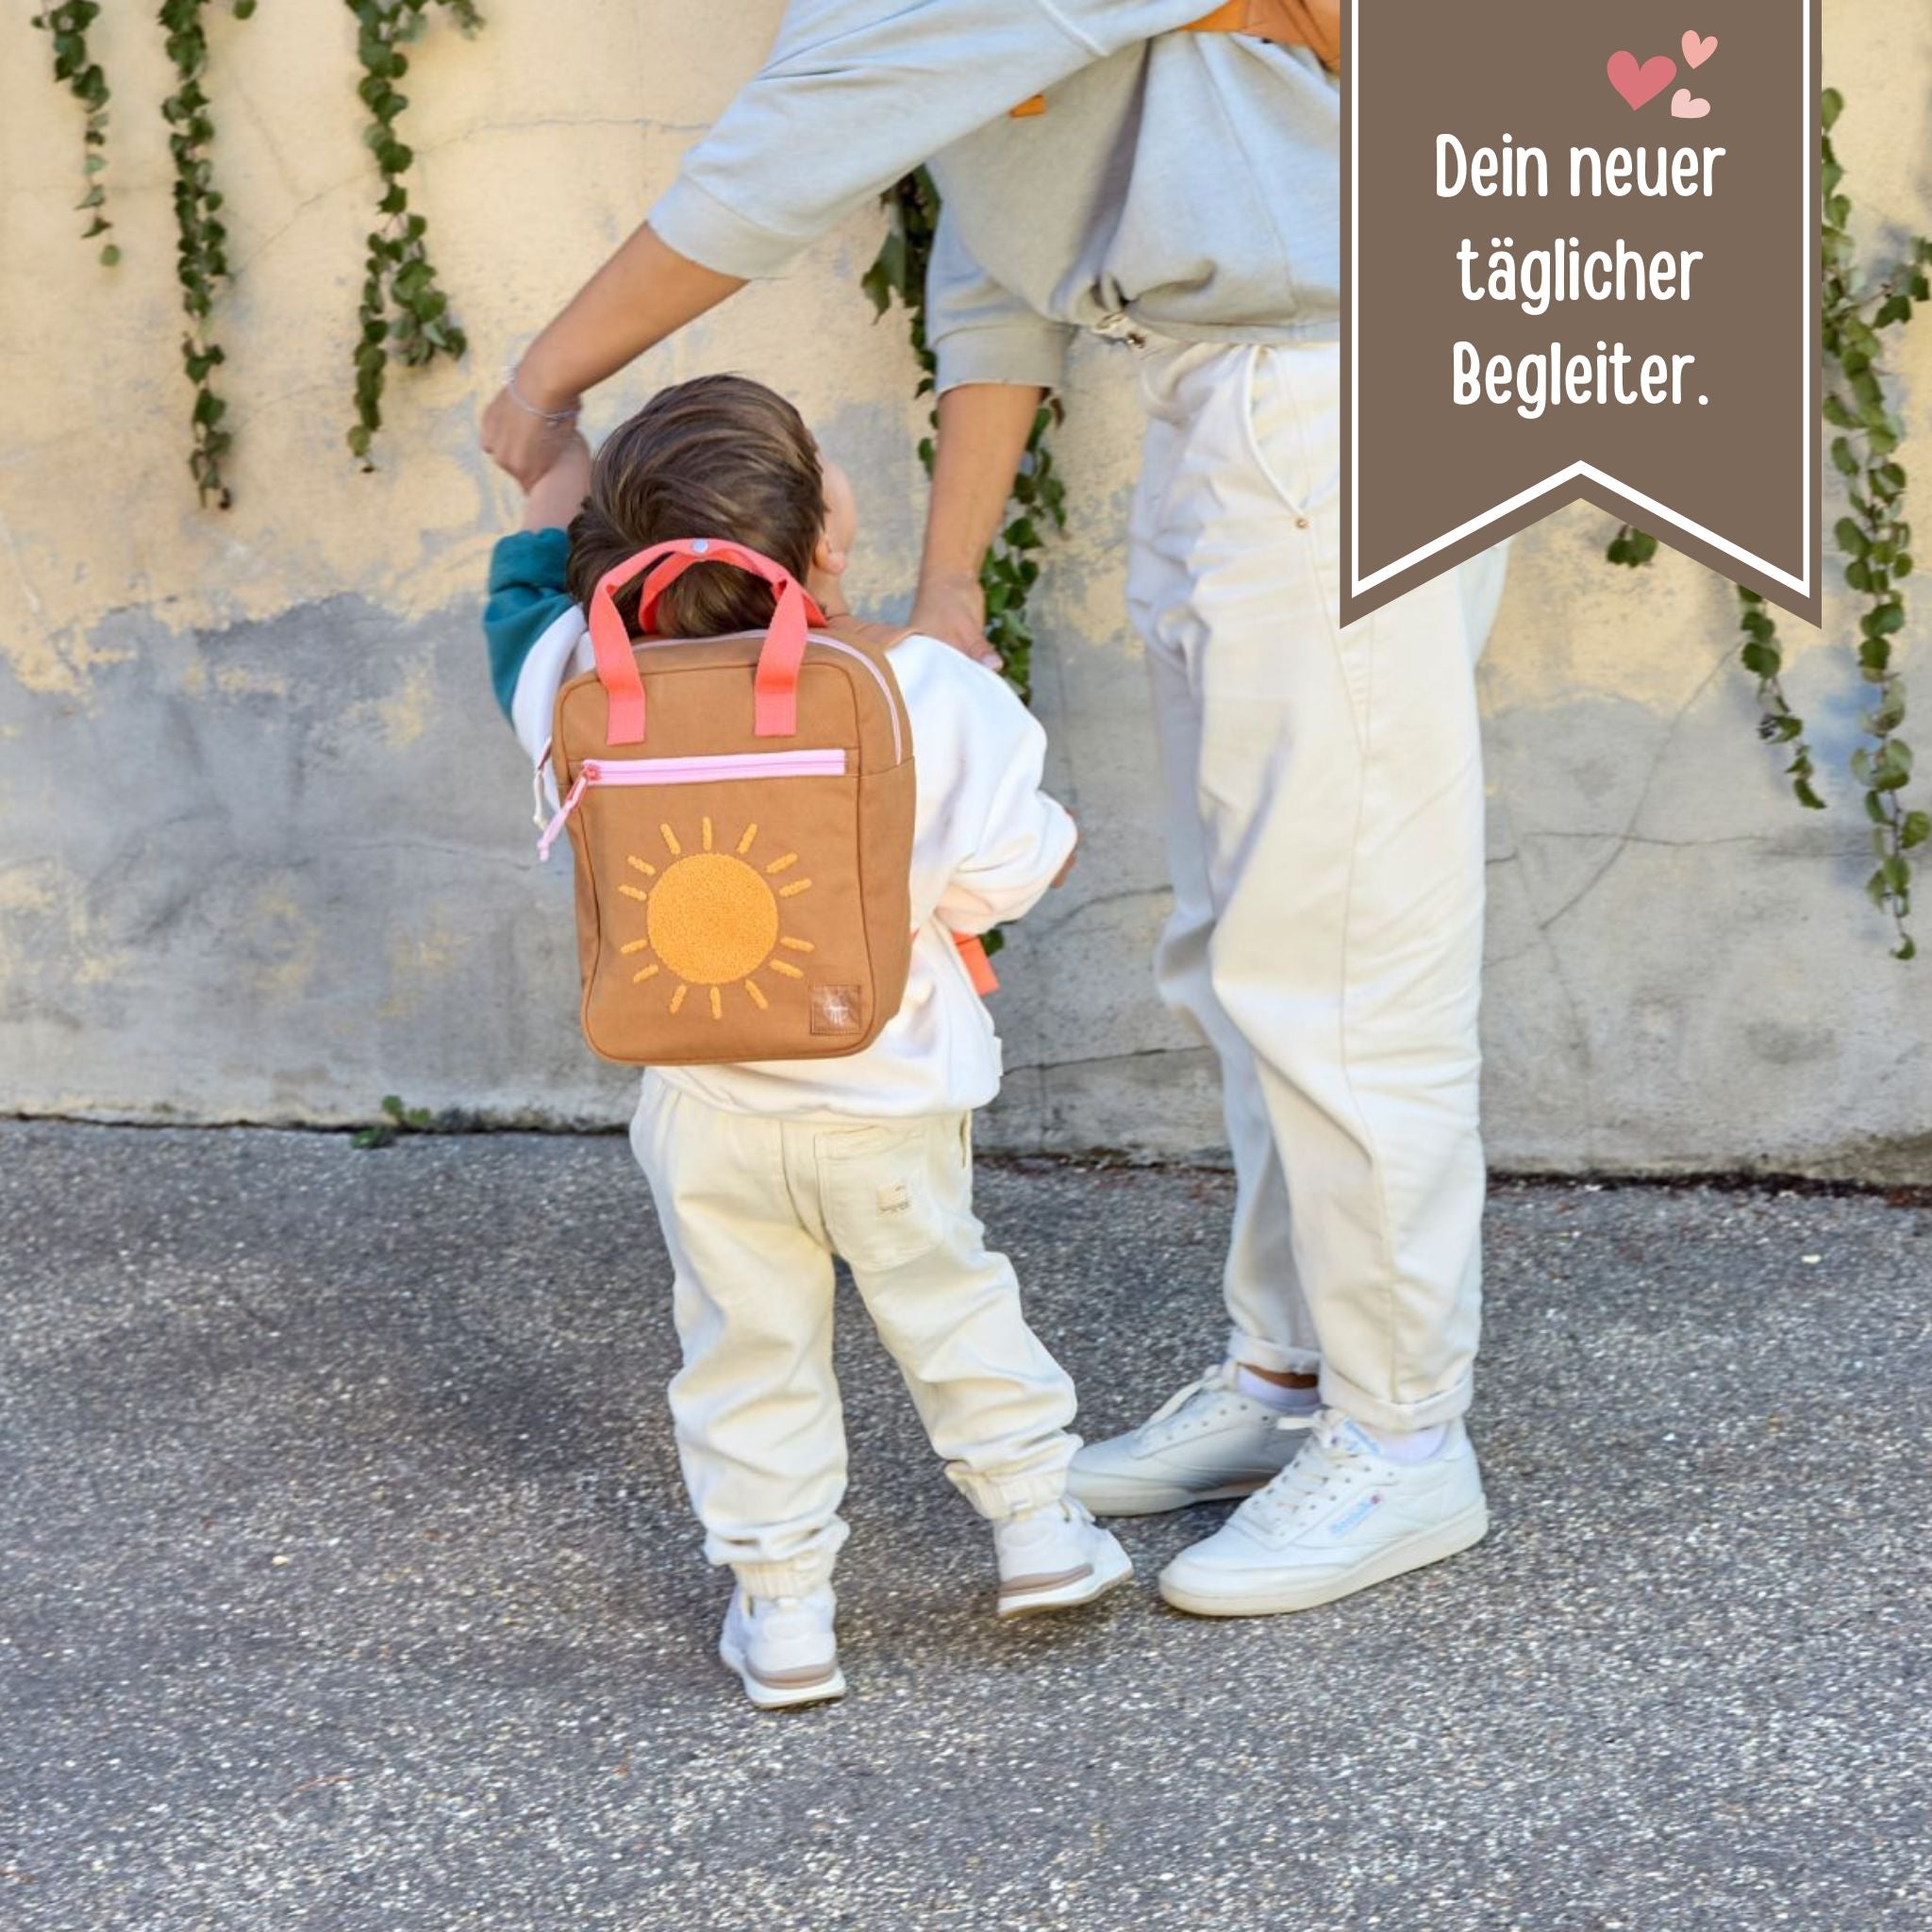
<box><xmin>617</xmin><ymin>816</ymin><xmax>813</xmax><ymax>1017</ymax></box>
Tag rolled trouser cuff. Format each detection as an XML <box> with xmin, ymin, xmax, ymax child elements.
<box><xmin>729</xmin><ymin>1546</ymin><xmax>840</xmax><ymax>1601</ymax></box>
<box><xmin>1227</xmin><ymin>1326</ymin><xmax>1322</xmax><ymax>1378</ymax></box>
<box><xmin>714</xmin><ymin>1516</ymin><xmax>847</xmax><ymax>1601</ymax></box>
<box><xmin>1319</xmin><ymin>1361</ymin><xmax>1474</xmax><ymax>1434</ymax></box>
<box><xmin>947</xmin><ymin>1455</ymin><xmax>1075</xmax><ymax>1522</ymax></box>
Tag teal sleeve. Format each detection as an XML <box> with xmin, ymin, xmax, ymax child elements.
<box><xmin>483</xmin><ymin>527</ymin><xmax>574</xmax><ymax>721</ymax></box>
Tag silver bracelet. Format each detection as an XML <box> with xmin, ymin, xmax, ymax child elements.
<box><xmin>505</xmin><ymin>367</ymin><xmax>581</xmax><ymax>425</ymax></box>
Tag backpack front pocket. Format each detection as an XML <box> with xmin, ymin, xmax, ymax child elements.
<box><xmin>538</xmin><ymin>748</ymin><xmax>849</xmax><ymax>859</ymax></box>
<box><xmin>560</xmin><ymin>758</ymin><xmax>876</xmax><ymax>1064</ymax></box>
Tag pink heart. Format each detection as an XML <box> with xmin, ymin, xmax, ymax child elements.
<box><xmin>1607</xmin><ymin>50</ymin><xmax>1678</xmax><ymax>110</ymax></box>
<box><xmin>1681</xmin><ymin>30</ymin><xmax>1718</xmax><ymax>68</ymax></box>
<box><xmin>1671</xmin><ymin>87</ymin><xmax>1711</xmax><ymax>119</ymax></box>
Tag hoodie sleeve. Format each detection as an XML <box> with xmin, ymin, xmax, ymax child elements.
<box><xmin>926</xmin><ymin>201</ymin><xmax>1075</xmax><ymax>396</ymax></box>
<box><xmin>648</xmin><ymin>0</ymin><xmax>1210</xmax><ymax>279</ymax></box>
<box><xmin>482</xmin><ymin>529</ymin><xmax>593</xmax><ymax>771</ymax></box>
<box><xmin>911</xmin><ymin>648</ymin><xmax>1077</xmax><ymax>937</ymax></box>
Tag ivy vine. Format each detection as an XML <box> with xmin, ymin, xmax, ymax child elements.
<box><xmin>346</xmin><ymin>0</ymin><xmax>481</xmax><ymax>469</ymax></box>
<box><xmin>159</xmin><ymin>0</ymin><xmax>257</xmax><ymax>509</ymax></box>
<box><xmin>863</xmin><ymin>169</ymin><xmax>1066</xmax><ymax>706</ymax></box>
<box><xmin>1607</xmin><ymin>90</ymin><xmax>1929</xmax><ymax>958</ymax></box>
<box><xmin>33</xmin><ymin>3</ymin><xmax>117</xmax><ymax>264</ymax></box>
<box><xmin>34</xmin><ymin>1</ymin><xmax>479</xmax><ymax>502</ymax></box>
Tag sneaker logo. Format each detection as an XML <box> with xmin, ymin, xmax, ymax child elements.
<box><xmin>1329</xmin><ymin>1491</ymin><xmax>1384</xmax><ymax>1537</ymax></box>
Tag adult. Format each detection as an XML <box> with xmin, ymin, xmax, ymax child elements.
<box><xmin>482</xmin><ymin>0</ymin><xmax>1507</xmax><ymax>1617</ymax></box>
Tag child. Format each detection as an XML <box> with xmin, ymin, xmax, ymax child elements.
<box><xmin>484</xmin><ymin>375</ymin><xmax>1130</xmax><ymax>1708</ymax></box>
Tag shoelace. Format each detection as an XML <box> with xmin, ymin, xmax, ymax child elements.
<box><xmin>1240</xmin><ymin>1407</ymin><xmax>1374</xmax><ymax>1532</ymax></box>
<box><xmin>1136</xmin><ymin>1362</ymin><xmax>1240</xmax><ymax>1439</ymax></box>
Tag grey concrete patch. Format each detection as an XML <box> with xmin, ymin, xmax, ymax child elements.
<box><xmin>2</xmin><ymin>1122</ymin><xmax>1927</xmax><ymax>1929</ymax></box>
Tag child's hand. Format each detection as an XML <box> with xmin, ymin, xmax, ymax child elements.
<box><xmin>1051</xmin><ymin>824</ymin><xmax>1079</xmax><ymax>889</ymax></box>
<box><xmin>522</xmin><ymin>432</ymin><xmax>592</xmax><ymax>533</ymax></box>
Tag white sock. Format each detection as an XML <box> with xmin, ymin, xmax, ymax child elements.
<box><xmin>1232</xmin><ymin>1363</ymin><xmax>1322</xmax><ymax>1414</ymax></box>
<box><xmin>1359</xmin><ymin>1421</ymin><xmax>1449</xmax><ymax>1463</ymax></box>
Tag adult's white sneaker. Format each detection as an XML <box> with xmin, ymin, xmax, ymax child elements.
<box><xmin>718</xmin><ymin>1585</ymin><xmax>846</xmax><ymax>1709</ymax></box>
<box><xmin>1066</xmin><ymin>1363</ymin><xmax>1307</xmax><ymax>1516</ymax></box>
<box><xmin>993</xmin><ymin>1498</ymin><xmax>1134</xmax><ymax>1618</ymax></box>
<box><xmin>1158</xmin><ymin>1409</ymin><xmax>1489</xmax><ymax>1617</ymax></box>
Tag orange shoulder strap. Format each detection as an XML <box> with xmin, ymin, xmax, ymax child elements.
<box><xmin>1010</xmin><ymin>0</ymin><xmax>1335</xmax><ymax>115</ymax></box>
<box><xmin>954</xmin><ymin>933</ymin><xmax>1000</xmax><ymax>996</ymax></box>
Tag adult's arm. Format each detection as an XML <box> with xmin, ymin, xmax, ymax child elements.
<box><xmin>482</xmin><ymin>231</ymin><xmax>743</xmax><ymax>488</ymax></box>
<box><xmin>909</xmin><ymin>384</ymin><xmax>1045</xmax><ymax>662</ymax></box>
<box><xmin>482</xmin><ymin>1</ymin><xmax>1208</xmax><ymax>482</ymax></box>
<box><xmin>909</xmin><ymin>204</ymin><xmax>1071</xmax><ymax>658</ymax></box>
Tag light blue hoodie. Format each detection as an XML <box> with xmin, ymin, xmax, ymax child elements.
<box><xmin>647</xmin><ymin>1</ymin><xmax>1338</xmax><ymax>394</ymax></box>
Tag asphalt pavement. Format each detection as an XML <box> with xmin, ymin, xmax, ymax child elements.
<box><xmin>2</xmin><ymin>1121</ymin><xmax>1926</xmax><ymax>1930</ymax></box>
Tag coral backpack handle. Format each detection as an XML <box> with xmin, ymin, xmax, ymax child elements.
<box><xmin>588</xmin><ymin>538</ymin><xmax>827</xmax><ymax>745</ymax></box>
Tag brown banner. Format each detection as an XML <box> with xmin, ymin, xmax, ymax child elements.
<box><xmin>1341</xmin><ymin>0</ymin><xmax>1822</xmax><ymax>627</ymax></box>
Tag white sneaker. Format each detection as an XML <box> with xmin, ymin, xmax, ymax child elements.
<box><xmin>1158</xmin><ymin>1409</ymin><xmax>1489</xmax><ymax>1618</ymax></box>
<box><xmin>993</xmin><ymin>1499</ymin><xmax>1134</xmax><ymax>1619</ymax></box>
<box><xmin>1065</xmin><ymin>1363</ymin><xmax>1307</xmax><ymax>1516</ymax></box>
<box><xmin>718</xmin><ymin>1585</ymin><xmax>846</xmax><ymax>1709</ymax></box>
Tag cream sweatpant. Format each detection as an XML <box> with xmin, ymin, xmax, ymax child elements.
<box><xmin>1126</xmin><ymin>339</ymin><xmax>1507</xmax><ymax>1433</ymax></box>
<box><xmin>629</xmin><ymin>1074</ymin><xmax>1079</xmax><ymax>1597</ymax></box>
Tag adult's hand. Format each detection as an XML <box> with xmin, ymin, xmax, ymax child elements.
<box><xmin>909</xmin><ymin>569</ymin><xmax>999</xmax><ymax>668</ymax></box>
<box><xmin>915</xmin><ymin>384</ymin><xmax>1046</xmax><ymax>671</ymax></box>
<box><xmin>481</xmin><ymin>377</ymin><xmax>583</xmax><ymax>493</ymax></box>
<box><xmin>479</xmin><ymin>223</ymin><xmax>745</xmax><ymax>488</ymax></box>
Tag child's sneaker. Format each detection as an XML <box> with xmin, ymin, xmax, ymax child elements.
<box><xmin>718</xmin><ymin>1585</ymin><xmax>846</xmax><ymax>1709</ymax></box>
<box><xmin>993</xmin><ymin>1499</ymin><xmax>1134</xmax><ymax>1618</ymax></box>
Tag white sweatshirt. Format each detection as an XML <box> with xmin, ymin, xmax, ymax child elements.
<box><xmin>496</xmin><ymin>581</ymin><xmax>1075</xmax><ymax>1121</ymax></box>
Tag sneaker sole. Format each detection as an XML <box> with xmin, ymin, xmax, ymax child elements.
<box><xmin>1157</xmin><ymin>1498</ymin><xmax>1491</xmax><ymax>1619</ymax></box>
<box><xmin>718</xmin><ymin>1634</ymin><xmax>847</xmax><ymax>1710</ymax></box>
<box><xmin>996</xmin><ymin>1540</ymin><xmax>1135</xmax><ymax>1620</ymax></box>
<box><xmin>1066</xmin><ymin>1472</ymin><xmax>1276</xmax><ymax>1518</ymax></box>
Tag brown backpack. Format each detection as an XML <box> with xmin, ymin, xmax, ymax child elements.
<box><xmin>539</xmin><ymin>539</ymin><xmax>916</xmax><ymax>1066</ymax></box>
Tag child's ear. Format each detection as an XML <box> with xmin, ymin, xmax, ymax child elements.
<box><xmin>811</xmin><ymin>525</ymin><xmax>849</xmax><ymax>582</ymax></box>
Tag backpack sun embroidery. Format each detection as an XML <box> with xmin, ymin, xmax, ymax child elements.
<box><xmin>618</xmin><ymin>815</ymin><xmax>814</xmax><ymax>1020</ymax></box>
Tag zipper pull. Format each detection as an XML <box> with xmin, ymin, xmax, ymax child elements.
<box><xmin>536</xmin><ymin>768</ymin><xmax>591</xmax><ymax>862</ymax></box>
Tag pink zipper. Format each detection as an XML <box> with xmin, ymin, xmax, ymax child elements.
<box><xmin>537</xmin><ymin>747</ymin><xmax>848</xmax><ymax>859</ymax></box>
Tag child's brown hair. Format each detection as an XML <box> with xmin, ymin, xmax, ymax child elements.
<box><xmin>568</xmin><ymin>375</ymin><xmax>824</xmax><ymax>639</ymax></box>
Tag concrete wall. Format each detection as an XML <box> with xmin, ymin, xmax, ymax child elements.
<box><xmin>3</xmin><ymin>2</ymin><xmax>1929</xmax><ymax>1177</ymax></box>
